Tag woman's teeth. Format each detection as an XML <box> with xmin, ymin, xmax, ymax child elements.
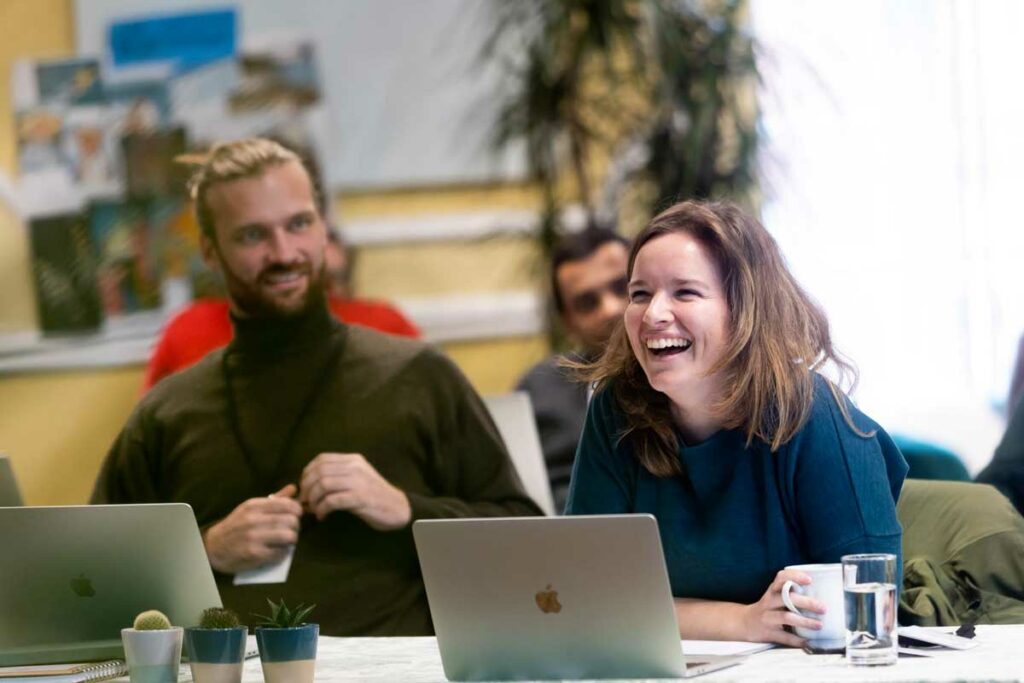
<box><xmin>645</xmin><ymin>338</ymin><xmax>692</xmax><ymax>351</ymax></box>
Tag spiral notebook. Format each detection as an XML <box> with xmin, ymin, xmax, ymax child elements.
<box><xmin>0</xmin><ymin>660</ymin><xmax>126</xmax><ymax>682</ymax></box>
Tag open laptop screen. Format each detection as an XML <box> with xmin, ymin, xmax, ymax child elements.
<box><xmin>0</xmin><ymin>504</ymin><xmax>220</xmax><ymax>666</ymax></box>
<box><xmin>414</xmin><ymin>514</ymin><xmax>692</xmax><ymax>680</ymax></box>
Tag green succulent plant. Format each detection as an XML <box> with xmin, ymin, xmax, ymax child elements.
<box><xmin>133</xmin><ymin>610</ymin><xmax>172</xmax><ymax>630</ymax></box>
<box><xmin>198</xmin><ymin>607</ymin><xmax>241</xmax><ymax>629</ymax></box>
<box><xmin>253</xmin><ymin>599</ymin><xmax>315</xmax><ymax>629</ymax></box>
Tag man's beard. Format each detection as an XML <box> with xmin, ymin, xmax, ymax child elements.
<box><xmin>220</xmin><ymin>258</ymin><xmax>327</xmax><ymax>320</ymax></box>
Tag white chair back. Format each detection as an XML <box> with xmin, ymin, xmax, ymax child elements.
<box><xmin>0</xmin><ymin>455</ymin><xmax>24</xmax><ymax>506</ymax></box>
<box><xmin>483</xmin><ymin>392</ymin><xmax>556</xmax><ymax>516</ymax></box>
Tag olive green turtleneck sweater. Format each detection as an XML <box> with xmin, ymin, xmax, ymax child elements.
<box><xmin>91</xmin><ymin>303</ymin><xmax>541</xmax><ymax>635</ymax></box>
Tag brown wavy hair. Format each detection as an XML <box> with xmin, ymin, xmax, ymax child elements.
<box><xmin>581</xmin><ymin>200</ymin><xmax>860</xmax><ymax>477</ymax></box>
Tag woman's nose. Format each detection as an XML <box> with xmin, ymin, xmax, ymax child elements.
<box><xmin>642</xmin><ymin>291</ymin><xmax>672</xmax><ymax>325</ymax></box>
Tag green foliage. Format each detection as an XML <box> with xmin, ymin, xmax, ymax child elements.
<box><xmin>484</xmin><ymin>0</ymin><xmax>763</xmax><ymax>349</ymax></box>
<box><xmin>485</xmin><ymin>0</ymin><xmax>648</xmax><ymax>242</ymax></box>
<box><xmin>252</xmin><ymin>599</ymin><xmax>315</xmax><ymax>629</ymax></box>
<box><xmin>133</xmin><ymin>610</ymin><xmax>172</xmax><ymax>630</ymax></box>
<box><xmin>198</xmin><ymin>607</ymin><xmax>241</xmax><ymax>629</ymax></box>
<box><xmin>642</xmin><ymin>0</ymin><xmax>760</xmax><ymax>205</ymax></box>
<box><xmin>487</xmin><ymin>0</ymin><xmax>761</xmax><ymax>216</ymax></box>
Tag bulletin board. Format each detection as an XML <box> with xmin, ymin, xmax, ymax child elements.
<box><xmin>73</xmin><ymin>0</ymin><xmax>527</xmax><ymax>191</ymax></box>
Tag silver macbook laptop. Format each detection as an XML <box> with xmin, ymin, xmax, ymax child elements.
<box><xmin>413</xmin><ymin>514</ymin><xmax>744</xmax><ymax>680</ymax></box>
<box><xmin>0</xmin><ymin>455</ymin><xmax>23</xmax><ymax>506</ymax></box>
<box><xmin>0</xmin><ymin>504</ymin><xmax>222</xmax><ymax>666</ymax></box>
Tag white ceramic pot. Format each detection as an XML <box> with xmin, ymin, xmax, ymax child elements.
<box><xmin>121</xmin><ymin>627</ymin><xmax>183</xmax><ymax>683</ymax></box>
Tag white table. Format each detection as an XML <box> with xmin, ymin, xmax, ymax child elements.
<box><xmin>129</xmin><ymin>625</ymin><xmax>1024</xmax><ymax>683</ymax></box>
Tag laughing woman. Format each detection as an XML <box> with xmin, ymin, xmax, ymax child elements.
<box><xmin>565</xmin><ymin>200</ymin><xmax>907</xmax><ymax>646</ymax></box>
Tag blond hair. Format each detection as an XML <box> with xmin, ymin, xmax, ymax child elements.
<box><xmin>581</xmin><ymin>200</ymin><xmax>863</xmax><ymax>477</ymax></box>
<box><xmin>183</xmin><ymin>138</ymin><xmax>322</xmax><ymax>238</ymax></box>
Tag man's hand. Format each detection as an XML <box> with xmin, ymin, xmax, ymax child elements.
<box><xmin>299</xmin><ymin>453</ymin><xmax>412</xmax><ymax>530</ymax></box>
<box><xmin>203</xmin><ymin>484</ymin><xmax>303</xmax><ymax>574</ymax></box>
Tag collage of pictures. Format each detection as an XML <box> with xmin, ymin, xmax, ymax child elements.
<box><xmin>14</xmin><ymin>31</ymin><xmax>328</xmax><ymax>334</ymax></box>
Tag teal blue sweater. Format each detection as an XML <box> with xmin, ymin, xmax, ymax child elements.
<box><xmin>566</xmin><ymin>375</ymin><xmax>907</xmax><ymax>604</ymax></box>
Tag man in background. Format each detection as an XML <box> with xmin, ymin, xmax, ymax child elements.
<box><xmin>1005</xmin><ymin>334</ymin><xmax>1024</xmax><ymax>417</ymax></box>
<box><xmin>978</xmin><ymin>385</ymin><xmax>1024</xmax><ymax>516</ymax></box>
<box><xmin>974</xmin><ymin>334</ymin><xmax>1024</xmax><ymax>515</ymax></box>
<box><xmin>516</xmin><ymin>227</ymin><xmax>629</xmax><ymax>511</ymax></box>
<box><xmin>94</xmin><ymin>138</ymin><xmax>540</xmax><ymax>635</ymax></box>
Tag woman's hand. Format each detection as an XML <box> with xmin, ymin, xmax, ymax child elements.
<box><xmin>740</xmin><ymin>569</ymin><xmax>826</xmax><ymax>646</ymax></box>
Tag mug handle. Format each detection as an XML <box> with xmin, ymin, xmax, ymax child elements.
<box><xmin>780</xmin><ymin>579</ymin><xmax>802</xmax><ymax>614</ymax></box>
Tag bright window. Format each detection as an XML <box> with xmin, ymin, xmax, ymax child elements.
<box><xmin>752</xmin><ymin>0</ymin><xmax>1024</xmax><ymax>470</ymax></box>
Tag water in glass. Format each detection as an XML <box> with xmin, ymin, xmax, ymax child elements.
<box><xmin>844</xmin><ymin>581</ymin><xmax>897</xmax><ymax>665</ymax></box>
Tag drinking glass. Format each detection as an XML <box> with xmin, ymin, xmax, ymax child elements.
<box><xmin>841</xmin><ymin>553</ymin><xmax>898</xmax><ymax>666</ymax></box>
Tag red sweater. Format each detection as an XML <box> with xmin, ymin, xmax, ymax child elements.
<box><xmin>143</xmin><ymin>298</ymin><xmax>420</xmax><ymax>390</ymax></box>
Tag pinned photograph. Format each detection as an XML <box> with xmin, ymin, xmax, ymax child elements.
<box><xmin>87</xmin><ymin>199</ymin><xmax>164</xmax><ymax>315</ymax></box>
<box><xmin>121</xmin><ymin>126</ymin><xmax>189</xmax><ymax>198</ymax></box>
<box><xmin>35</xmin><ymin>57</ymin><xmax>104</xmax><ymax>106</ymax></box>
<box><xmin>147</xmin><ymin>197</ymin><xmax>195</xmax><ymax>280</ymax></box>
<box><xmin>16</xmin><ymin>108</ymin><xmax>67</xmax><ymax>174</ymax></box>
<box><xmin>62</xmin><ymin>105</ymin><xmax>123</xmax><ymax>192</ymax></box>
<box><xmin>28</xmin><ymin>213</ymin><xmax>104</xmax><ymax>334</ymax></box>
<box><xmin>105</xmin><ymin>79</ymin><xmax>173</xmax><ymax>134</ymax></box>
<box><xmin>228</xmin><ymin>42</ymin><xmax>321</xmax><ymax>113</ymax></box>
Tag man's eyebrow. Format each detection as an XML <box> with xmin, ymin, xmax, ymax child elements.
<box><xmin>231</xmin><ymin>222</ymin><xmax>267</xmax><ymax>235</ymax></box>
<box><xmin>573</xmin><ymin>277</ymin><xmax>624</xmax><ymax>296</ymax></box>
<box><xmin>282</xmin><ymin>209</ymin><xmax>319</xmax><ymax>227</ymax></box>
<box><xmin>227</xmin><ymin>209</ymin><xmax>316</xmax><ymax>236</ymax></box>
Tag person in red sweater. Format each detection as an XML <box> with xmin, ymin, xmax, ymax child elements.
<box><xmin>143</xmin><ymin>230</ymin><xmax>419</xmax><ymax>390</ymax></box>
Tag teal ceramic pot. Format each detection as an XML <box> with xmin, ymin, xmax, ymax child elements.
<box><xmin>184</xmin><ymin>626</ymin><xmax>248</xmax><ymax>683</ymax></box>
<box><xmin>255</xmin><ymin>624</ymin><xmax>318</xmax><ymax>683</ymax></box>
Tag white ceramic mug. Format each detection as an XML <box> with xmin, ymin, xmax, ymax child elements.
<box><xmin>780</xmin><ymin>563</ymin><xmax>845</xmax><ymax>643</ymax></box>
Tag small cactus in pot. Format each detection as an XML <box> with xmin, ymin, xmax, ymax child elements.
<box><xmin>185</xmin><ymin>606</ymin><xmax>249</xmax><ymax>683</ymax></box>
<box><xmin>199</xmin><ymin>607</ymin><xmax>242</xmax><ymax>629</ymax></box>
<box><xmin>134</xmin><ymin>610</ymin><xmax>173</xmax><ymax>630</ymax></box>
<box><xmin>122</xmin><ymin>610</ymin><xmax>183</xmax><ymax>683</ymax></box>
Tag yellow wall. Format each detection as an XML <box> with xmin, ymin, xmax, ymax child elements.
<box><xmin>0</xmin><ymin>1</ymin><xmax>553</xmax><ymax>505</ymax></box>
<box><xmin>0</xmin><ymin>0</ymin><xmax>73</xmax><ymax>331</ymax></box>
<box><xmin>0</xmin><ymin>368</ymin><xmax>141</xmax><ymax>506</ymax></box>
<box><xmin>338</xmin><ymin>184</ymin><xmax>545</xmax><ymax>299</ymax></box>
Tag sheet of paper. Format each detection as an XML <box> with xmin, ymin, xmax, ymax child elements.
<box><xmin>898</xmin><ymin>626</ymin><xmax>979</xmax><ymax>650</ymax></box>
<box><xmin>233</xmin><ymin>546</ymin><xmax>295</xmax><ymax>585</ymax></box>
<box><xmin>682</xmin><ymin>640</ymin><xmax>774</xmax><ymax>657</ymax></box>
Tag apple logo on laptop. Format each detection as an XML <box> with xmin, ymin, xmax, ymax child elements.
<box><xmin>70</xmin><ymin>573</ymin><xmax>96</xmax><ymax>598</ymax></box>
<box><xmin>535</xmin><ymin>584</ymin><xmax>562</xmax><ymax>614</ymax></box>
